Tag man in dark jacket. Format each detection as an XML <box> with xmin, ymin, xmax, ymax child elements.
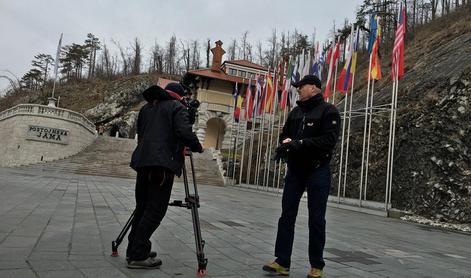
<box><xmin>263</xmin><ymin>75</ymin><xmax>340</xmax><ymax>278</ymax></box>
<box><xmin>126</xmin><ymin>82</ymin><xmax>203</xmax><ymax>269</ymax></box>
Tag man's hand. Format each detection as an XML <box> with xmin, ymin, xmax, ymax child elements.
<box><xmin>282</xmin><ymin>138</ymin><xmax>292</xmax><ymax>144</ymax></box>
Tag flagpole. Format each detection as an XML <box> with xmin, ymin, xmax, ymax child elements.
<box><xmin>232</xmin><ymin>120</ymin><xmax>241</xmax><ymax>185</ymax></box>
<box><xmin>246</xmin><ymin>118</ymin><xmax>255</xmax><ymax>184</ymax></box>
<box><xmin>387</xmin><ymin>3</ymin><xmax>404</xmax><ymax>209</ymax></box>
<box><xmin>273</xmin><ymin>111</ymin><xmax>282</xmax><ymax>189</ymax></box>
<box><xmin>364</xmin><ymin>79</ymin><xmax>375</xmax><ymax>200</ymax></box>
<box><xmin>265</xmin><ymin>66</ymin><xmax>279</xmax><ymax>189</ymax></box>
<box><xmin>276</xmin><ymin>108</ymin><xmax>288</xmax><ymax>191</ymax></box>
<box><xmin>389</xmin><ymin>67</ymin><xmax>400</xmax><ymax>207</ymax></box>
<box><xmin>50</xmin><ymin>33</ymin><xmax>63</xmax><ymax>106</ymax></box>
<box><xmin>226</xmin><ymin>93</ymin><xmax>237</xmax><ymax>183</ymax></box>
<box><xmin>342</xmin><ymin>73</ymin><xmax>356</xmax><ymax>198</ymax></box>
<box><xmin>385</xmin><ymin>68</ymin><xmax>397</xmax><ymax>209</ymax></box>
<box><xmin>256</xmin><ymin>73</ymin><xmax>268</xmax><ymax>187</ymax></box>
<box><xmin>332</xmin><ymin>59</ymin><xmax>339</xmax><ymax>105</ymax></box>
<box><xmin>337</xmin><ymin>90</ymin><xmax>348</xmax><ymax>202</ymax></box>
<box><xmin>359</xmin><ymin>54</ymin><xmax>373</xmax><ymax>206</ymax></box>
<box><xmin>264</xmin><ymin>112</ymin><xmax>274</xmax><ymax>189</ymax></box>
<box><xmin>238</xmin><ymin>120</ymin><xmax>248</xmax><ymax>186</ymax></box>
<box><xmin>256</xmin><ymin>114</ymin><xmax>265</xmax><ymax>186</ymax></box>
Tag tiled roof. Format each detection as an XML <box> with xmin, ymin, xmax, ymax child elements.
<box><xmin>186</xmin><ymin>68</ymin><xmax>250</xmax><ymax>84</ymax></box>
<box><xmin>223</xmin><ymin>60</ymin><xmax>267</xmax><ymax>71</ymax></box>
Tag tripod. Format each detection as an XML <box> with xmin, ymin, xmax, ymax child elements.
<box><xmin>111</xmin><ymin>149</ymin><xmax>208</xmax><ymax>276</ymax></box>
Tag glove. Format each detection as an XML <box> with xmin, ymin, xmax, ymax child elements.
<box><xmin>194</xmin><ymin>144</ymin><xmax>204</xmax><ymax>153</ymax></box>
<box><xmin>287</xmin><ymin>139</ymin><xmax>302</xmax><ymax>151</ymax></box>
<box><xmin>274</xmin><ymin>143</ymin><xmax>290</xmax><ymax>163</ymax></box>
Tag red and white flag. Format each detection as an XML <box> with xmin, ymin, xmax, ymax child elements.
<box><xmin>391</xmin><ymin>5</ymin><xmax>406</xmax><ymax>81</ymax></box>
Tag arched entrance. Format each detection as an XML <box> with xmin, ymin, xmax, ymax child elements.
<box><xmin>109</xmin><ymin>125</ymin><xmax>121</xmax><ymax>138</ymax></box>
<box><xmin>204</xmin><ymin>117</ymin><xmax>226</xmax><ymax>149</ymax></box>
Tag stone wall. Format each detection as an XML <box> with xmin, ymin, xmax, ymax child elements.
<box><xmin>0</xmin><ymin>104</ymin><xmax>97</xmax><ymax>167</ymax></box>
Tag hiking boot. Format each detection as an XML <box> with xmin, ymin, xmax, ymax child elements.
<box><xmin>126</xmin><ymin>251</ymin><xmax>157</xmax><ymax>262</ymax></box>
<box><xmin>126</xmin><ymin>257</ymin><xmax>162</xmax><ymax>269</ymax></box>
<box><xmin>262</xmin><ymin>261</ymin><xmax>290</xmax><ymax>276</ymax></box>
<box><xmin>307</xmin><ymin>267</ymin><xmax>323</xmax><ymax>278</ymax></box>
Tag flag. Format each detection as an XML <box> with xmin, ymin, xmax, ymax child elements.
<box><xmin>370</xmin><ymin>15</ymin><xmax>382</xmax><ymax>80</ymax></box>
<box><xmin>289</xmin><ymin>55</ymin><xmax>301</xmax><ymax>107</ymax></box>
<box><xmin>280</xmin><ymin>59</ymin><xmax>290</xmax><ymax>111</ymax></box>
<box><xmin>337</xmin><ymin>26</ymin><xmax>360</xmax><ymax>93</ymax></box>
<box><xmin>392</xmin><ymin>5</ymin><xmax>406</xmax><ymax>80</ymax></box>
<box><xmin>367</xmin><ymin>14</ymin><xmax>378</xmax><ymax>54</ymax></box>
<box><xmin>323</xmin><ymin>40</ymin><xmax>340</xmax><ymax>99</ymax></box>
<box><xmin>302</xmin><ymin>50</ymin><xmax>311</xmax><ymax>77</ymax></box>
<box><xmin>254</xmin><ymin>75</ymin><xmax>265</xmax><ymax>117</ymax></box>
<box><xmin>264</xmin><ymin>72</ymin><xmax>275</xmax><ymax>113</ymax></box>
<box><xmin>257</xmin><ymin>74</ymin><xmax>267</xmax><ymax>115</ymax></box>
<box><xmin>53</xmin><ymin>33</ymin><xmax>63</xmax><ymax>80</ymax></box>
<box><xmin>244</xmin><ymin>79</ymin><xmax>253</xmax><ymax>121</ymax></box>
<box><xmin>233</xmin><ymin>82</ymin><xmax>242</xmax><ymax>122</ymax></box>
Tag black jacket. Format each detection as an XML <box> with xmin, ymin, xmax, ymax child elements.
<box><xmin>279</xmin><ymin>93</ymin><xmax>341</xmax><ymax>173</ymax></box>
<box><xmin>130</xmin><ymin>94</ymin><xmax>202</xmax><ymax>176</ymax></box>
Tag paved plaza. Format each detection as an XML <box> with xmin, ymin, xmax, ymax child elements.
<box><xmin>0</xmin><ymin>167</ymin><xmax>470</xmax><ymax>278</ymax></box>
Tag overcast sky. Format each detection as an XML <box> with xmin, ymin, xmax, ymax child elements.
<box><xmin>0</xmin><ymin>0</ymin><xmax>363</xmax><ymax>93</ymax></box>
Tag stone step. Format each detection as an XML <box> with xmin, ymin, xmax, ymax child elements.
<box><xmin>17</xmin><ymin>135</ymin><xmax>224</xmax><ymax>185</ymax></box>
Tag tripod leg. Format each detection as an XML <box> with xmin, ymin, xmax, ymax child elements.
<box><xmin>187</xmin><ymin>152</ymin><xmax>208</xmax><ymax>275</ymax></box>
<box><xmin>111</xmin><ymin>210</ymin><xmax>135</xmax><ymax>257</ymax></box>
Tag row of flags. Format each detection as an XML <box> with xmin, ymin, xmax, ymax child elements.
<box><xmin>232</xmin><ymin>6</ymin><xmax>407</xmax><ymax>122</ymax></box>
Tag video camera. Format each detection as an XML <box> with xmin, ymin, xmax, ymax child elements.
<box><xmin>179</xmin><ymin>82</ymin><xmax>200</xmax><ymax>125</ymax></box>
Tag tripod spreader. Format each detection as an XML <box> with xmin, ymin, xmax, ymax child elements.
<box><xmin>169</xmin><ymin>195</ymin><xmax>200</xmax><ymax>209</ymax></box>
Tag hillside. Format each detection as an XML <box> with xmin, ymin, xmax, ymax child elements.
<box><xmin>332</xmin><ymin>4</ymin><xmax>471</xmax><ymax>224</ymax></box>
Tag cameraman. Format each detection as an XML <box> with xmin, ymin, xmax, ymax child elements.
<box><xmin>127</xmin><ymin>82</ymin><xmax>203</xmax><ymax>269</ymax></box>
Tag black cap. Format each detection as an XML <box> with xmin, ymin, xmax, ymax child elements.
<box><xmin>292</xmin><ymin>75</ymin><xmax>322</xmax><ymax>89</ymax></box>
<box><xmin>142</xmin><ymin>85</ymin><xmax>165</xmax><ymax>102</ymax></box>
<box><xmin>165</xmin><ymin>82</ymin><xmax>187</xmax><ymax>96</ymax></box>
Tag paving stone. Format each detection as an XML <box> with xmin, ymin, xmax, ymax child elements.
<box><xmin>0</xmin><ymin>168</ymin><xmax>470</xmax><ymax>278</ymax></box>
<box><xmin>36</xmin><ymin>270</ymin><xmax>86</xmax><ymax>278</ymax></box>
<box><xmin>0</xmin><ymin>269</ymin><xmax>36</xmax><ymax>278</ymax></box>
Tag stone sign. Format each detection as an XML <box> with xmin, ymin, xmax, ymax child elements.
<box><xmin>26</xmin><ymin>125</ymin><xmax>69</xmax><ymax>145</ymax></box>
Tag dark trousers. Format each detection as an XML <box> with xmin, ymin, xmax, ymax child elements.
<box><xmin>274</xmin><ymin>164</ymin><xmax>331</xmax><ymax>269</ymax></box>
<box><xmin>126</xmin><ymin>166</ymin><xmax>174</xmax><ymax>261</ymax></box>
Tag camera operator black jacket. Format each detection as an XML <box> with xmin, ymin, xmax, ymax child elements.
<box><xmin>279</xmin><ymin>93</ymin><xmax>341</xmax><ymax>173</ymax></box>
<box><xmin>130</xmin><ymin>93</ymin><xmax>202</xmax><ymax>177</ymax></box>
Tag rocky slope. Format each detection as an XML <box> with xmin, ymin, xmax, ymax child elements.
<box><xmin>332</xmin><ymin>5</ymin><xmax>471</xmax><ymax>224</ymax></box>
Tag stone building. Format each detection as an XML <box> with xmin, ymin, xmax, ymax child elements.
<box><xmin>184</xmin><ymin>40</ymin><xmax>270</xmax><ymax>150</ymax></box>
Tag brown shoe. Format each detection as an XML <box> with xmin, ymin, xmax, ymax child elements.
<box><xmin>307</xmin><ymin>267</ymin><xmax>323</xmax><ymax>278</ymax></box>
<box><xmin>262</xmin><ymin>261</ymin><xmax>290</xmax><ymax>276</ymax></box>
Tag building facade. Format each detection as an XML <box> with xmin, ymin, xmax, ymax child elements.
<box><xmin>184</xmin><ymin>40</ymin><xmax>270</xmax><ymax>150</ymax></box>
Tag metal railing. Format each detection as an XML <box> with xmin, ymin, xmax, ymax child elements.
<box><xmin>0</xmin><ymin>104</ymin><xmax>97</xmax><ymax>134</ymax></box>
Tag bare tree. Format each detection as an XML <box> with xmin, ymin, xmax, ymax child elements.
<box><xmin>179</xmin><ymin>40</ymin><xmax>190</xmax><ymax>73</ymax></box>
<box><xmin>131</xmin><ymin>38</ymin><xmax>142</xmax><ymax>75</ymax></box>
<box><xmin>96</xmin><ymin>43</ymin><xmax>114</xmax><ymax>79</ymax></box>
<box><xmin>165</xmin><ymin>35</ymin><xmax>177</xmax><ymax>74</ymax></box>
<box><xmin>149</xmin><ymin>41</ymin><xmax>164</xmax><ymax>73</ymax></box>
<box><xmin>246</xmin><ymin>42</ymin><xmax>253</xmax><ymax>62</ymax></box>
<box><xmin>239</xmin><ymin>31</ymin><xmax>249</xmax><ymax>60</ymax></box>
<box><xmin>256</xmin><ymin>41</ymin><xmax>263</xmax><ymax>66</ymax></box>
<box><xmin>227</xmin><ymin>39</ymin><xmax>237</xmax><ymax>60</ymax></box>
<box><xmin>190</xmin><ymin>40</ymin><xmax>201</xmax><ymax>69</ymax></box>
<box><xmin>84</xmin><ymin>33</ymin><xmax>101</xmax><ymax>79</ymax></box>
<box><xmin>112</xmin><ymin>40</ymin><xmax>130</xmax><ymax>75</ymax></box>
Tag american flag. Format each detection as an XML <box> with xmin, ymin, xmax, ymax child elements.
<box><xmin>391</xmin><ymin>5</ymin><xmax>406</xmax><ymax>81</ymax></box>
